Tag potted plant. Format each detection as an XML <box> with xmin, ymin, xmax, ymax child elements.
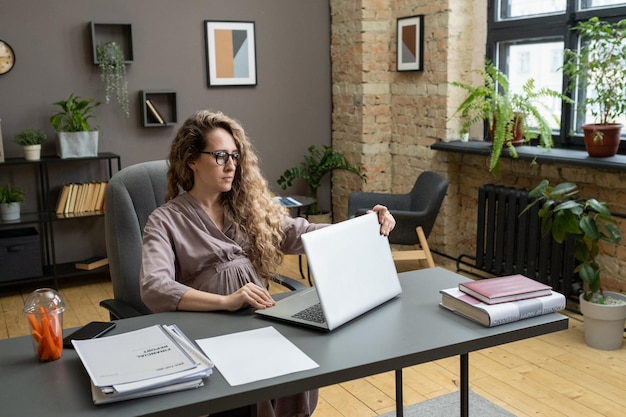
<box><xmin>451</xmin><ymin>62</ymin><xmax>572</xmax><ymax>173</ymax></box>
<box><xmin>13</xmin><ymin>128</ymin><xmax>47</xmax><ymax>161</ymax></box>
<box><xmin>562</xmin><ymin>17</ymin><xmax>626</xmax><ymax>157</ymax></box>
<box><xmin>277</xmin><ymin>145</ymin><xmax>367</xmax><ymax>220</ymax></box>
<box><xmin>525</xmin><ymin>180</ymin><xmax>625</xmax><ymax>350</ymax></box>
<box><xmin>0</xmin><ymin>184</ymin><xmax>25</xmax><ymax>221</ymax></box>
<box><xmin>96</xmin><ymin>41</ymin><xmax>130</xmax><ymax>117</ymax></box>
<box><xmin>49</xmin><ymin>93</ymin><xmax>100</xmax><ymax>158</ymax></box>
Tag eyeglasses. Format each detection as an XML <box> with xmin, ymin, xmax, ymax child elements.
<box><xmin>199</xmin><ymin>150</ymin><xmax>241</xmax><ymax>166</ymax></box>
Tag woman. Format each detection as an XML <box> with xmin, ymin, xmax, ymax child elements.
<box><xmin>140</xmin><ymin>110</ymin><xmax>395</xmax><ymax>417</ymax></box>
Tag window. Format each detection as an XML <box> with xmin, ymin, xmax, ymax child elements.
<box><xmin>487</xmin><ymin>0</ymin><xmax>626</xmax><ymax>149</ymax></box>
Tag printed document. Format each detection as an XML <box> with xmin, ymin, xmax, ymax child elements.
<box><xmin>73</xmin><ymin>324</ymin><xmax>209</xmax><ymax>388</ymax></box>
<box><xmin>196</xmin><ymin>326</ymin><xmax>319</xmax><ymax>386</ymax></box>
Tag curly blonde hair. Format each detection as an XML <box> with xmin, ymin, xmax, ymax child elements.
<box><xmin>167</xmin><ymin>110</ymin><xmax>287</xmax><ymax>281</ymax></box>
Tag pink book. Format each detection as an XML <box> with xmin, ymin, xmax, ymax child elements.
<box><xmin>458</xmin><ymin>274</ymin><xmax>552</xmax><ymax>305</ymax></box>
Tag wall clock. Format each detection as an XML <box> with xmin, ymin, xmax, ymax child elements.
<box><xmin>0</xmin><ymin>40</ymin><xmax>16</xmax><ymax>75</ymax></box>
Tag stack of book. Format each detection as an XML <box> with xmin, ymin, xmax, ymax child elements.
<box><xmin>55</xmin><ymin>181</ymin><xmax>108</xmax><ymax>216</ymax></box>
<box><xmin>439</xmin><ymin>274</ymin><xmax>566</xmax><ymax>327</ymax></box>
<box><xmin>72</xmin><ymin>324</ymin><xmax>214</xmax><ymax>404</ymax></box>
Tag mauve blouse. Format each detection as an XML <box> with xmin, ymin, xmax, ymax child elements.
<box><xmin>139</xmin><ymin>192</ymin><xmax>324</xmax><ymax>313</ymax></box>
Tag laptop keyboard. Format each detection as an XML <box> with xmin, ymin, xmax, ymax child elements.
<box><xmin>292</xmin><ymin>303</ymin><xmax>327</xmax><ymax>324</ymax></box>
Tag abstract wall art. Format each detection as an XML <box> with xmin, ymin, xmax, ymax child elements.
<box><xmin>396</xmin><ymin>15</ymin><xmax>424</xmax><ymax>72</ymax></box>
<box><xmin>205</xmin><ymin>21</ymin><xmax>257</xmax><ymax>86</ymax></box>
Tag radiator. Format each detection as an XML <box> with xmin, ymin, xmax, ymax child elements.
<box><xmin>457</xmin><ymin>184</ymin><xmax>579</xmax><ymax>299</ymax></box>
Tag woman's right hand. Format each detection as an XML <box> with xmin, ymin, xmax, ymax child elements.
<box><xmin>225</xmin><ymin>282</ymin><xmax>276</xmax><ymax>311</ymax></box>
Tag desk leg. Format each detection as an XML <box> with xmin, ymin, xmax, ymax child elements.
<box><xmin>395</xmin><ymin>369</ymin><xmax>403</xmax><ymax>417</ymax></box>
<box><xmin>460</xmin><ymin>353</ymin><xmax>468</xmax><ymax>417</ymax></box>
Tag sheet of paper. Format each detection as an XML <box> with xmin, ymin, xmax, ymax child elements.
<box><xmin>195</xmin><ymin>326</ymin><xmax>319</xmax><ymax>386</ymax></box>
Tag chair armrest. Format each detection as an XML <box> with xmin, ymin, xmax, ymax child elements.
<box><xmin>99</xmin><ymin>299</ymin><xmax>145</xmax><ymax>320</ymax></box>
<box><xmin>348</xmin><ymin>192</ymin><xmax>410</xmax><ymax>217</ymax></box>
<box><xmin>270</xmin><ymin>275</ymin><xmax>308</xmax><ymax>291</ymax></box>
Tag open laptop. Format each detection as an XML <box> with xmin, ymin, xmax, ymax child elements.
<box><xmin>256</xmin><ymin>212</ymin><xmax>402</xmax><ymax>331</ymax></box>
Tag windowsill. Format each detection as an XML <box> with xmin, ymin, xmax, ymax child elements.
<box><xmin>431</xmin><ymin>140</ymin><xmax>626</xmax><ymax>172</ymax></box>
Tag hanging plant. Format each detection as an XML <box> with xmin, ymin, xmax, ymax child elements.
<box><xmin>96</xmin><ymin>41</ymin><xmax>130</xmax><ymax>117</ymax></box>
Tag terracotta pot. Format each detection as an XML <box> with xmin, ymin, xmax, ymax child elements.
<box><xmin>582</xmin><ymin>123</ymin><xmax>622</xmax><ymax>157</ymax></box>
<box><xmin>489</xmin><ymin>112</ymin><xmax>524</xmax><ymax>146</ymax></box>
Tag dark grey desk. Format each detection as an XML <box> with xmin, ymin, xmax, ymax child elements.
<box><xmin>0</xmin><ymin>267</ymin><xmax>568</xmax><ymax>417</ymax></box>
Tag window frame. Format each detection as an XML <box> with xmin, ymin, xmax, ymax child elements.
<box><xmin>486</xmin><ymin>1</ymin><xmax>626</xmax><ymax>153</ymax></box>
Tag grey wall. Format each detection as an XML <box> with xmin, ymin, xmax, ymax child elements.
<box><xmin>0</xmin><ymin>0</ymin><xmax>331</xmax><ymax>262</ymax></box>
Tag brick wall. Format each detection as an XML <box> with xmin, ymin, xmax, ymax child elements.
<box><xmin>329</xmin><ymin>0</ymin><xmax>626</xmax><ymax>294</ymax></box>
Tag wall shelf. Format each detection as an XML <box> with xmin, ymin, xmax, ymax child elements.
<box><xmin>90</xmin><ymin>22</ymin><xmax>134</xmax><ymax>64</ymax></box>
<box><xmin>141</xmin><ymin>90</ymin><xmax>178</xmax><ymax>127</ymax></box>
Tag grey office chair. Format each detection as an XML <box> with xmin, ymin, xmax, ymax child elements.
<box><xmin>347</xmin><ymin>171</ymin><xmax>449</xmax><ymax>268</ymax></box>
<box><xmin>100</xmin><ymin>159</ymin><xmax>307</xmax><ymax>320</ymax></box>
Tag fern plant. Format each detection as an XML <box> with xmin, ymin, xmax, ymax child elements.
<box><xmin>277</xmin><ymin>145</ymin><xmax>367</xmax><ymax>214</ymax></box>
<box><xmin>451</xmin><ymin>62</ymin><xmax>572</xmax><ymax>173</ymax></box>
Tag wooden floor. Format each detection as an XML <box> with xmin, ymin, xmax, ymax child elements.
<box><xmin>1</xmin><ymin>255</ymin><xmax>625</xmax><ymax>416</ymax></box>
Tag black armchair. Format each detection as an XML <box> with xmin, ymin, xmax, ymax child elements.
<box><xmin>100</xmin><ymin>160</ymin><xmax>307</xmax><ymax>321</ymax></box>
<box><xmin>347</xmin><ymin>171</ymin><xmax>449</xmax><ymax>268</ymax></box>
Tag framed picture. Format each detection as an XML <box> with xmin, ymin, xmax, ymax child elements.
<box><xmin>396</xmin><ymin>15</ymin><xmax>424</xmax><ymax>72</ymax></box>
<box><xmin>204</xmin><ymin>20</ymin><xmax>257</xmax><ymax>87</ymax></box>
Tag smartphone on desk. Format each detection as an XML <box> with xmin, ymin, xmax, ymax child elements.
<box><xmin>63</xmin><ymin>321</ymin><xmax>116</xmax><ymax>349</ymax></box>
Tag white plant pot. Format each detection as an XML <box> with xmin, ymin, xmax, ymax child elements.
<box><xmin>23</xmin><ymin>144</ymin><xmax>41</xmax><ymax>161</ymax></box>
<box><xmin>57</xmin><ymin>131</ymin><xmax>98</xmax><ymax>158</ymax></box>
<box><xmin>0</xmin><ymin>202</ymin><xmax>20</xmax><ymax>222</ymax></box>
<box><xmin>579</xmin><ymin>291</ymin><xmax>626</xmax><ymax>350</ymax></box>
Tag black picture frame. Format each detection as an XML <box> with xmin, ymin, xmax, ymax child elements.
<box><xmin>396</xmin><ymin>15</ymin><xmax>424</xmax><ymax>72</ymax></box>
<box><xmin>204</xmin><ymin>20</ymin><xmax>257</xmax><ymax>87</ymax></box>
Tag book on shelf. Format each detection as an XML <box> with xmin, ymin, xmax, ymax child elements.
<box><xmin>87</xmin><ymin>182</ymin><xmax>101</xmax><ymax>212</ymax></box>
<box><xmin>65</xmin><ymin>183</ymin><xmax>78</xmax><ymax>214</ymax></box>
<box><xmin>80</xmin><ymin>182</ymin><xmax>95</xmax><ymax>212</ymax></box>
<box><xmin>95</xmin><ymin>181</ymin><xmax>107</xmax><ymax>212</ymax></box>
<box><xmin>72</xmin><ymin>324</ymin><xmax>213</xmax><ymax>404</ymax></box>
<box><xmin>146</xmin><ymin>99</ymin><xmax>166</xmax><ymax>125</ymax></box>
<box><xmin>75</xmin><ymin>256</ymin><xmax>109</xmax><ymax>271</ymax></box>
<box><xmin>458</xmin><ymin>274</ymin><xmax>553</xmax><ymax>304</ymax></box>
<box><xmin>75</xmin><ymin>183</ymin><xmax>87</xmax><ymax>212</ymax></box>
<box><xmin>55</xmin><ymin>184</ymin><xmax>71</xmax><ymax>214</ymax></box>
<box><xmin>440</xmin><ymin>287</ymin><xmax>565</xmax><ymax>327</ymax></box>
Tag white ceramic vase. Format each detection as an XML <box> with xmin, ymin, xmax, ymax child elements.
<box><xmin>579</xmin><ymin>291</ymin><xmax>626</xmax><ymax>350</ymax></box>
<box><xmin>23</xmin><ymin>144</ymin><xmax>41</xmax><ymax>161</ymax></box>
<box><xmin>0</xmin><ymin>202</ymin><xmax>20</xmax><ymax>222</ymax></box>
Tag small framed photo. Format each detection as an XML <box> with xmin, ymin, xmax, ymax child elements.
<box><xmin>204</xmin><ymin>20</ymin><xmax>257</xmax><ymax>87</ymax></box>
<box><xmin>396</xmin><ymin>15</ymin><xmax>424</xmax><ymax>72</ymax></box>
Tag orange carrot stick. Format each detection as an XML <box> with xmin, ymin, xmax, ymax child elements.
<box><xmin>31</xmin><ymin>329</ymin><xmax>42</xmax><ymax>343</ymax></box>
<box><xmin>40</xmin><ymin>313</ymin><xmax>61</xmax><ymax>360</ymax></box>
<box><xmin>27</xmin><ymin>313</ymin><xmax>41</xmax><ymax>334</ymax></box>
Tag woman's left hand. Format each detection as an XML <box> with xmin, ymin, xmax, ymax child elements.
<box><xmin>371</xmin><ymin>205</ymin><xmax>396</xmax><ymax>236</ymax></box>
